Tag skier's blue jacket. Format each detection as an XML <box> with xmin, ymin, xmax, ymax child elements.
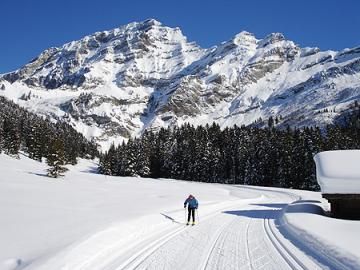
<box><xmin>184</xmin><ymin>197</ymin><xmax>198</xmax><ymax>209</ymax></box>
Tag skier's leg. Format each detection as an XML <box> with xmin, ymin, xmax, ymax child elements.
<box><xmin>187</xmin><ymin>208</ymin><xmax>191</xmax><ymax>223</ymax></box>
<box><xmin>192</xmin><ymin>208</ymin><xmax>195</xmax><ymax>222</ymax></box>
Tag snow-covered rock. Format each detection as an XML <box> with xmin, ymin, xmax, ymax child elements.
<box><xmin>1</xmin><ymin>19</ymin><xmax>359</xmax><ymax>149</ymax></box>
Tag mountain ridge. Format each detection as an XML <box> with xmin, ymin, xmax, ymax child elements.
<box><xmin>1</xmin><ymin>19</ymin><xmax>359</xmax><ymax>149</ymax></box>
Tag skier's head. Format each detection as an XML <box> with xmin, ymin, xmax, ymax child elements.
<box><xmin>189</xmin><ymin>194</ymin><xmax>194</xmax><ymax>199</ymax></box>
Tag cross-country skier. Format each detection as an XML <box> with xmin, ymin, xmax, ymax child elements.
<box><xmin>184</xmin><ymin>194</ymin><xmax>198</xmax><ymax>225</ymax></box>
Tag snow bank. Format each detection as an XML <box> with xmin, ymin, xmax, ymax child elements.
<box><xmin>314</xmin><ymin>150</ymin><xmax>360</xmax><ymax>194</ymax></box>
<box><xmin>282</xmin><ymin>197</ymin><xmax>360</xmax><ymax>269</ymax></box>
<box><xmin>0</xmin><ymin>258</ymin><xmax>22</xmax><ymax>270</ymax></box>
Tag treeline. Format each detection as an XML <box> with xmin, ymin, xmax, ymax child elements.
<box><xmin>99</xmin><ymin>105</ymin><xmax>359</xmax><ymax>191</ymax></box>
<box><xmin>0</xmin><ymin>96</ymin><xmax>98</xmax><ymax>176</ymax></box>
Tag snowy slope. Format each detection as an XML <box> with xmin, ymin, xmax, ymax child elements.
<box><xmin>0</xmin><ymin>19</ymin><xmax>359</xmax><ymax>149</ymax></box>
<box><xmin>1</xmin><ymin>154</ymin><xmax>359</xmax><ymax>270</ymax></box>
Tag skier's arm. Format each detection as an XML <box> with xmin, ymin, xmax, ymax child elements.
<box><xmin>184</xmin><ymin>198</ymin><xmax>188</xmax><ymax>208</ymax></box>
<box><xmin>195</xmin><ymin>199</ymin><xmax>198</xmax><ymax>209</ymax></box>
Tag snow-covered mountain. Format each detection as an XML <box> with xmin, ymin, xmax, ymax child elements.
<box><xmin>1</xmin><ymin>19</ymin><xmax>359</xmax><ymax>149</ymax></box>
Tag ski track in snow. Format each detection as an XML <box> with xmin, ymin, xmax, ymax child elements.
<box><xmin>31</xmin><ymin>187</ymin><xmax>332</xmax><ymax>270</ymax></box>
<box><xmin>120</xmin><ymin>188</ymin><xmax>304</xmax><ymax>270</ymax></box>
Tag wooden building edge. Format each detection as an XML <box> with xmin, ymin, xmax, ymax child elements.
<box><xmin>322</xmin><ymin>194</ymin><xmax>360</xmax><ymax>220</ymax></box>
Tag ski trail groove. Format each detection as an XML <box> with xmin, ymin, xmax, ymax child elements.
<box><xmin>204</xmin><ymin>216</ymin><xmax>252</xmax><ymax>270</ymax></box>
<box><xmin>115</xmin><ymin>225</ymin><xmax>186</xmax><ymax>270</ymax></box>
<box><xmin>263</xmin><ymin>215</ymin><xmax>305</xmax><ymax>270</ymax></box>
<box><xmin>245</xmin><ymin>217</ymin><xmax>254</xmax><ymax>270</ymax></box>
<box><xmin>199</xmin><ymin>217</ymin><xmax>248</xmax><ymax>270</ymax></box>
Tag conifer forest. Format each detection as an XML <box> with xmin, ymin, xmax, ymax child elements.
<box><xmin>1</xmin><ymin>94</ymin><xmax>359</xmax><ymax>187</ymax></box>
<box><xmin>99</xmin><ymin>104</ymin><xmax>359</xmax><ymax>191</ymax></box>
<box><xmin>0</xmin><ymin>96</ymin><xmax>98</xmax><ymax>177</ymax></box>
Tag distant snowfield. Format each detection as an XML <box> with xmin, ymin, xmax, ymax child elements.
<box><xmin>0</xmin><ymin>154</ymin><xmax>359</xmax><ymax>270</ymax></box>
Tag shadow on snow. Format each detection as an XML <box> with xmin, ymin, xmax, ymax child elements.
<box><xmin>160</xmin><ymin>213</ymin><xmax>183</xmax><ymax>224</ymax></box>
<box><xmin>223</xmin><ymin>208</ymin><xmax>282</xmax><ymax>219</ymax></box>
<box><xmin>223</xmin><ymin>201</ymin><xmax>356</xmax><ymax>269</ymax></box>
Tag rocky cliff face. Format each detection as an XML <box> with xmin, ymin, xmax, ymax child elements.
<box><xmin>1</xmin><ymin>19</ymin><xmax>359</xmax><ymax>149</ymax></box>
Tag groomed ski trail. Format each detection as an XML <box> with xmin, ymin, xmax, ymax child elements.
<box><xmin>26</xmin><ymin>187</ymin><xmax>328</xmax><ymax>270</ymax></box>
<box><xmin>118</xmin><ymin>188</ymin><xmax>321</xmax><ymax>270</ymax></box>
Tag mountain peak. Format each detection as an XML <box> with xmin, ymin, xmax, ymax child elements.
<box><xmin>232</xmin><ymin>31</ymin><xmax>257</xmax><ymax>46</ymax></box>
<box><xmin>258</xmin><ymin>32</ymin><xmax>285</xmax><ymax>47</ymax></box>
<box><xmin>140</xmin><ymin>18</ymin><xmax>162</xmax><ymax>27</ymax></box>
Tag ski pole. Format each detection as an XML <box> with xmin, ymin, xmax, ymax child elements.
<box><xmin>196</xmin><ymin>209</ymin><xmax>200</xmax><ymax>224</ymax></box>
<box><xmin>184</xmin><ymin>207</ymin><xmax>187</xmax><ymax>224</ymax></box>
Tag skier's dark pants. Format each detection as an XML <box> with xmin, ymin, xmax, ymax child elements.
<box><xmin>188</xmin><ymin>207</ymin><xmax>196</xmax><ymax>222</ymax></box>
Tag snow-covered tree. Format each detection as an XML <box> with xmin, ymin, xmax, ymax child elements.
<box><xmin>0</xmin><ymin>119</ymin><xmax>3</xmax><ymax>154</ymax></box>
<box><xmin>3</xmin><ymin>118</ymin><xmax>20</xmax><ymax>158</ymax></box>
<box><xmin>46</xmin><ymin>139</ymin><xmax>68</xmax><ymax>178</ymax></box>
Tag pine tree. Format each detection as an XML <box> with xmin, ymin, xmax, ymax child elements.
<box><xmin>0</xmin><ymin>119</ymin><xmax>3</xmax><ymax>154</ymax></box>
<box><xmin>268</xmin><ymin>116</ymin><xmax>274</xmax><ymax>129</ymax></box>
<box><xmin>3</xmin><ymin>118</ymin><xmax>20</xmax><ymax>158</ymax></box>
<box><xmin>120</xmin><ymin>139</ymin><xmax>138</xmax><ymax>176</ymax></box>
<box><xmin>147</xmin><ymin>131</ymin><xmax>162</xmax><ymax>178</ymax></box>
<box><xmin>26</xmin><ymin>121</ymin><xmax>43</xmax><ymax>161</ymax></box>
<box><xmin>46</xmin><ymin>138</ymin><xmax>68</xmax><ymax>178</ymax></box>
<box><xmin>134</xmin><ymin>134</ymin><xmax>151</xmax><ymax>177</ymax></box>
<box><xmin>98</xmin><ymin>152</ymin><xmax>113</xmax><ymax>175</ymax></box>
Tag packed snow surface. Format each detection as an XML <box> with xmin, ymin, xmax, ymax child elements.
<box><xmin>0</xmin><ymin>154</ymin><xmax>359</xmax><ymax>270</ymax></box>
<box><xmin>314</xmin><ymin>150</ymin><xmax>360</xmax><ymax>194</ymax></box>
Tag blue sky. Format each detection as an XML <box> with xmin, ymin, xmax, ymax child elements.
<box><xmin>1</xmin><ymin>0</ymin><xmax>359</xmax><ymax>73</ymax></box>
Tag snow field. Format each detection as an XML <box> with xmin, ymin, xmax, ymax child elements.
<box><xmin>0</xmin><ymin>154</ymin><xmax>256</xmax><ymax>269</ymax></box>
<box><xmin>1</xmin><ymin>154</ymin><xmax>360</xmax><ymax>270</ymax></box>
